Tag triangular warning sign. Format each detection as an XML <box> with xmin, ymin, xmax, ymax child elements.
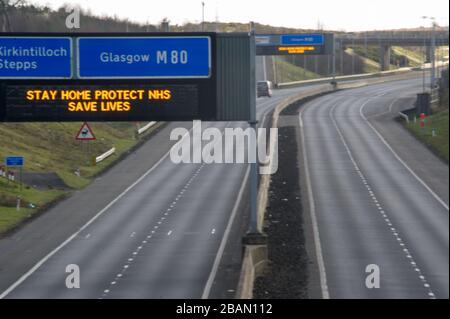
<box><xmin>76</xmin><ymin>122</ymin><xmax>96</xmax><ymax>141</ymax></box>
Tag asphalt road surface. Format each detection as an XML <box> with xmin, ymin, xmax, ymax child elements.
<box><xmin>1</xmin><ymin>71</ymin><xmax>442</xmax><ymax>299</ymax></box>
<box><xmin>0</xmin><ymin>80</ymin><xmax>318</xmax><ymax>299</ymax></box>
<box><xmin>299</xmin><ymin>77</ymin><xmax>449</xmax><ymax>299</ymax></box>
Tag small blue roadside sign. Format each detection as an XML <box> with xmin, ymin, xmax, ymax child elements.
<box><xmin>281</xmin><ymin>34</ymin><xmax>324</xmax><ymax>46</ymax></box>
<box><xmin>5</xmin><ymin>156</ymin><xmax>24</xmax><ymax>167</ymax></box>
<box><xmin>0</xmin><ymin>37</ymin><xmax>72</xmax><ymax>79</ymax></box>
<box><xmin>255</xmin><ymin>36</ymin><xmax>271</xmax><ymax>45</ymax></box>
<box><xmin>77</xmin><ymin>37</ymin><xmax>211</xmax><ymax>79</ymax></box>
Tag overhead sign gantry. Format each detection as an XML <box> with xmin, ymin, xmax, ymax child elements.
<box><xmin>256</xmin><ymin>33</ymin><xmax>334</xmax><ymax>56</ymax></box>
<box><xmin>0</xmin><ymin>33</ymin><xmax>252</xmax><ymax>122</ymax></box>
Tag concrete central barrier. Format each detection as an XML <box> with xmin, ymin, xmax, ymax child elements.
<box><xmin>235</xmin><ymin>71</ymin><xmax>425</xmax><ymax>299</ymax></box>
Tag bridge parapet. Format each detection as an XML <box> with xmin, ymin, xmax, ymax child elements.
<box><xmin>337</xmin><ymin>30</ymin><xmax>449</xmax><ymax>46</ymax></box>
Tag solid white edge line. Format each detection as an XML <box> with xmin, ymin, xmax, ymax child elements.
<box><xmin>360</xmin><ymin>101</ymin><xmax>449</xmax><ymax>211</ymax></box>
<box><xmin>201</xmin><ymin>167</ymin><xmax>250</xmax><ymax>299</ymax></box>
<box><xmin>201</xmin><ymin>98</ymin><xmax>275</xmax><ymax>299</ymax></box>
<box><xmin>366</xmin><ymin>98</ymin><xmax>399</xmax><ymax>119</ymax></box>
<box><xmin>332</xmin><ymin>97</ymin><xmax>438</xmax><ymax>298</ymax></box>
<box><xmin>0</xmin><ymin>127</ymin><xmax>193</xmax><ymax>299</ymax></box>
<box><xmin>299</xmin><ymin>105</ymin><xmax>330</xmax><ymax>299</ymax></box>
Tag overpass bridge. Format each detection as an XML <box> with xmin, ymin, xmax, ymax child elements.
<box><xmin>336</xmin><ymin>31</ymin><xmax>449</xmax><ymax>71</ymax></box>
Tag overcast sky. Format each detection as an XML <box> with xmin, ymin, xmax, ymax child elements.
<box><xmin>29</xmin><ymin>0</ymin><xmax>449</xmax><ymax>31</ymax></box>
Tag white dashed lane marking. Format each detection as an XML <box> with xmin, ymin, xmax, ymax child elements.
<box><xmin>330</xmin><ymin>102</ymin><xmax>436</xmax><ymax>299</ymax></box>
<box><xmin>100</xmin><ymin>163</ymin><xmax>206</xmax><ymax>298</ymax></box>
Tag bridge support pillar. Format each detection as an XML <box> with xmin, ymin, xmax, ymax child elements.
<box><xmin>379</xmin><ymin>45</ymin><xmax>391</xmax><ymax>71</ymax></box>
<box><xmin>425</xmin><ymin>46</ymin><xmax>432</xmax><ymax>63</ymax></box>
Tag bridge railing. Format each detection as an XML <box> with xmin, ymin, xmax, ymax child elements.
<box><xmin>336</xmin><ymin>31</ymin><xmax>449</xmax><ymax>42</ymax></box>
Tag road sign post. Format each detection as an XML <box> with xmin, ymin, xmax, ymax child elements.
<box><xmin>76</xmin><ymin>122</ymin><xmax>96</xmax><ymax>141</ymax></box>
<box><xmin>5</xmin><ymin>156</ymin><xmax>24</xmax><ymax>190</ymax></box>
<box><xmin>420</xmin><ymin>113</ymin><xmax>426</xmax><ymax>130</ymax></box>
<box><xmin>331</xmin><ymin>34</ymin><xmax>337</xmax><ymax>87</ymax></box>
<box><xmin>75</xmin><ymin>122</ymin><xmax>96</xmax><ymax>165</ymax></box>
<box><xmin>16</xmin><ymin>196</ymin><xmax>21</xmax><ymax>212</ymax></box>
<box><xmin>249</xmin><ymin>22</ymin><xmax>258</xmax><ymax>234</ymax></box>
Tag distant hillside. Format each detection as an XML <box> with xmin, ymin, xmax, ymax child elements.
<box><xmin>1</xmin><ymin>1</ymin><xmax>438</xmax><ymax>81</ymax></box>
<box><xmin>0</xmin><ymin>1</ymin><xmax>318</xmax><ymax>33</ymax></box>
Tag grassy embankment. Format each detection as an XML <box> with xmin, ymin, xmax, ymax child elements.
<box><xmin>273</xmin><ymin>57</ymin><xmax>320</xmax><ymax>83</ymax></box>
<box><xmin>273</xmin><ymin>46</ymin><xmax>426</xmax><ymax>83</ymax></box>
<box><xmin>405</xmin><ymin>109</ymin><xmax>449</xmax><ymax>163</ymax></box>
<box><xmin>404</xmin><ymin>67</ymin><xmax>449</xmax><ymax>163</ymax></box>
<box><xmin>0</xmin><ymin>122</ymin><xmax>158</xmax><ymax>234</ymax></box>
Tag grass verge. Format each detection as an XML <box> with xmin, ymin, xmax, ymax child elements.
<box><xmin>0</xmin><ymin>122</ymin><xmax>162</xmax><ymax>235</ymax></box>
<box><xmin>274</xmin><ymin>57</ymin><xmax>320</xmax><ymax>83</ymax></box>
<box><xmin>0</xmin><ymin>177</ymin><xmax>65</xmax><ymax>234</ymax></box>
<box><xmin>404</xmin><ymin>109</ymin><xmax>449</xmax><ymax>163</ymax></box>
<box><xmin>0</xmin><ymin>207</ymin><xmax>34</xmax><ymax>234</ymax></box>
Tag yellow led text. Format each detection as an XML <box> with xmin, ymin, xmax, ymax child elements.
<box><xmin>24</xmin><ymin>89</ymin><xmax>173</xmax><ymax>113</ymax></box>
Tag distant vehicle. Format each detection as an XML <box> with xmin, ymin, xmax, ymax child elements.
<box><xmin>257</xmin><ymin>81</ymin><xmax>273</xmax><ymax>98</ymax></box>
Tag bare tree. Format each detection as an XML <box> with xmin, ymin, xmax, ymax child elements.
<box><xmin>0</xmin><ymin>0</ymin><xmax>26</xmax><ymax>31</ymax></box>
<box><xmin>160</xmin><ymin>17</ymin><xmax>170</xmax><ymax>32</ymax></box>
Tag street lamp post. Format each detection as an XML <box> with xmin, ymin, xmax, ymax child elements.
<box><xmin>340</xmin><ymin>39</ymin><xmax>344</xmax><ymax>75</ymax></box>
<box><xmin>364</xmin><ymin>31</ymin><xmax>368</xmax><ymax>57</ymax></box>
<box><xmin>422</xmin><ymin>16</ymin><xmax>437</xmax><ymax>90</ymax></box>
<box><xmin>331</xmin><ymin>34</ymin><xmax>336</xmax><ymax>86</ymax></box>
<box><xmin>431</xmin><ymin>21</ymin><xmax>436</xmax><ymax>89</ymax></box>
<box><xmin>351</xmin><ymin>36</ymin><xmax>355</xmax><ymax>75</ymax></box>
<box><xmin>421</xmin><ymin>25</ymin><xmax>427</xmax><ymax>93</ymax></box>
<box><xmin>202</xmin><ymin>2</ymin><xmax>205</xmax><ymax>31</ymax></box>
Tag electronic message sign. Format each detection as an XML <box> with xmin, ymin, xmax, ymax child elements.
<box><xmin>258</xmin><ymin>45</ymin><xmax>325</xmax><ymax>55</ymax></box>
<box><xmin>256</xmin><ymin>33</ymin><xmax>333</xmax><ymax>56</ymax></box>
<box><xmin>2</xmin><ymin>83</ymin><xmax>207</xmax><ymax>122</ymax></box>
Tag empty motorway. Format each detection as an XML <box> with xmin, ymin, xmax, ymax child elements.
<box><xmin>299</xmin><ymin>77</ymin><xmax>449</xmax><ymax>298</ymax></box>
<box><xmin>0</xmin><ymin>73</ymin><xmax>447</xmax><ymax>299</ymax></box>
<box><xmin>0</xmin><ymin>79</ymin><xmax>323</xmax><ymax>299</ymax></box>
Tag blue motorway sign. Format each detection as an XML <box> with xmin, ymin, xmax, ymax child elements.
<box><xmin>281</xmin><ymin>34</ymin><xmax>324</xmax><ymax>46</ymax></box>
<box><xmin>256</xmin><ymin>33</ymin><xmax>332</xmax><ymax>56</ymax></box>
<box><xmin>5</xmin><ymin>156</ymin><xmax>24</xmax><ymax>167</ymax></box>
<box><xmin>255</xmin><ymin>36</ymin><xmax>271</xmax><ymax>45</ymax></box>
<box><xmin>77</xmin><ymin>37</ymin><xmax>211</xmax><ymax>79</ymax></box>
<box><xmin>0</xmin><ymin>37</ymin><xmax>72</xmax><ymax>79</ymax></box>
